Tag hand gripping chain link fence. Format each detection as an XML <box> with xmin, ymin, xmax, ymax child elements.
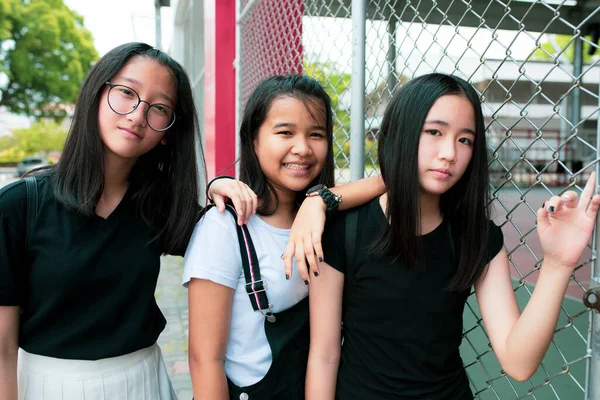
<box><xmin>237</xmin><ymin>0</ymin><xmax>600</xmax><ymax>398</ymax></box>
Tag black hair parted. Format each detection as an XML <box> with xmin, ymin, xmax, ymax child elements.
<box><xmin>238</xmin><ymin>74</ymin><xmax>335</xmax><ymax>214</ymax></box>
<box><xmin>54</xmin><ymin>42</ymin><xmax>203</xmax><ymax>255</ymax></box>
<box><xmin>375</xmin><ymin>73</ymin><xmax>492</xmax><ymax>292</ymax></box>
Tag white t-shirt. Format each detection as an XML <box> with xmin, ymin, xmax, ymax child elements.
<box><xmin>182</xmin><ymin>208</ymin><xmax>308</xmax><ymax>387</ymax></box>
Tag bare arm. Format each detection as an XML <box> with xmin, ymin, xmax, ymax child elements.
<box><xmin>0</xmin><ymin>306</ymin><xmax>19</xmax><ymax>400</ymax></box>
<box><xmin>305</xmin><ymin>262</ymin><xmax>344</xmax><ymax>399</ymax></box>
<box><xmin>476</xmin><ymin>173</ymin><xmax>600</xmax><ymax>381</ymax></box>
<box><xmin>284</xmin><ymin>175</ymin><xmax>385</xmax><ymax>281</ymax></box>
<box><xmin>332</xmin><ymin>175</ymin><xmax>385</xmax><ymax>211</ymax></box>
<box><xmin>188</xmin><ymin>279</ymin><xmax>234</xmax><ymax>400</ymax></box>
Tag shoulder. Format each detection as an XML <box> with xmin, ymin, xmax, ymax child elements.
<box><xmin>0</xmin><ymin>179</ymin><xmax>27</xmax><ymax>209</ymax></box>
<box><xmin>196</xmin><ymin>206</ymin><xmax>239</xmax><ymax>237</ymax></box>
<box><xmin>183</xmin><ymin>206</ymin><xmax>243</xmax><ymax>288</ymax></box>
<box><xmin>0</xmin><ymin>172</ymin><xmax>54</xmax><ymax>206</ymax></box>
<box><xmin>325</xmin><ymin>198</ymin><xmax>376</xmax><ymax>235</ymax></box>
<box><xmin>487</xmin><ymin>220</ymin><xmax>504</xmax><ymax>260</ymax></box>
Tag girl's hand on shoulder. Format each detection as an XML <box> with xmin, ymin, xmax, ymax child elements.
<box><xmin>537</xmin><ymin>172</ymin><xmax>600</xmax><ymax>269</ymax></box>
<box><xmin>283</xmin><ymin>196</ymin><xmax>327</xmax><ymax>283</ymax></box>
<box><xmin>208</xmin><ymin>179</ymin><xmax>257</xmax><ymax>226</ymax></box>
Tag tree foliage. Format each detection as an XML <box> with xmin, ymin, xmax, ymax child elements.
<box><xmin>0</xmin><ymin>120</ymin><xmax>67</xmax><ymax>162</ymax></box>
<box><xmin>0</xmin><ymin>0</ymin><xmax>98</xmax><ymax>119</ymax></box>
<box><xmin>532</xmin><ymin>34</ymin><xmax>597</xmax><ymax>63</ymax></box>
<box><xmin>304</xmin><ymin>60</ymin><xmax>351</xmax><ymax>127</ymax></box>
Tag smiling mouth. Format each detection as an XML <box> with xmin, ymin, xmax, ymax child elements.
<box><xmin>283</xmin><ymin>163</ymin><xmax>310</xmax><ymax>170</ymax></box>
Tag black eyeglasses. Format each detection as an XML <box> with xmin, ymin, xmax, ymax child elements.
<box><xmin>104</xmin><ymin>82</ymin><xmax>176</xmax><ymax>132</ymax></box>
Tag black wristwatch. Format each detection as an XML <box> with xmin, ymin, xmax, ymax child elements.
<box><xmin>306</xmin><ymin>184</ymin><xmax>342</xmax><ymax>218</ymax></box>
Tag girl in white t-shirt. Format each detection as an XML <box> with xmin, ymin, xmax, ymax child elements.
<box><xmin>183</xmin><ymin>74</ymin><xmax>387</xmax><ymax>399</ymax></box>
<box><xmin>183</xmin><ymin>74</ymin><xmax>336</xmax><ymax>399</ymax></box>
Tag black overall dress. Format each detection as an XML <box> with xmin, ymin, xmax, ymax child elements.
<box><xmin>224</xmin><ymin>206</ymin><xmax>309</xmax><ymax>400</ymax></box>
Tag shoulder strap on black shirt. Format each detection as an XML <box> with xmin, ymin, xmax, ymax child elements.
<box><xmin>343</xmin><ymin>208</ymin><xmax>358</xmax><ymax>310</ymax></box>
<box><xmin>24</xmin><ymin>176</ymin><xmax>39</xmax><ymax>249</ymax></box>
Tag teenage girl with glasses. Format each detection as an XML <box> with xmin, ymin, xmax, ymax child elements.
<box><xmin>0</xmin><ymin>42</ymin><xmax>256</xmax><ymax>400</ymax></box>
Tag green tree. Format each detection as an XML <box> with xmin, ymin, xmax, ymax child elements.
<box><xmin>0</xmin><ymin>134</ymin><xmax>18</xmax><ymax>150</ymax></box>
<box><xmin>532</xmin><ymin>34</ymin><xmax>597</xmax><ymax>63</ymax></box>
<box><xmin>0</xmin><ymin>0</ymin><xmax>98</xmax><ymax>119</ymax></box>
<box><xmin>304</xmin><ymin>60</ymin><xmax>352</xmax><ymax>167</ymax></box>
<box><xmin>304</xmin><ymin>60</ymin><xmax>351</xmax><ymax>127</ymax></box>
<box><xmin>10</xmin><ymin>120</ymin><xmax>67</xmax><ymax>156</ymax></box>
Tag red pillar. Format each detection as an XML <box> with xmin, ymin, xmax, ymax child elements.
<box><xmin>203</xmin><ymin>0</ymin><xmax>304</xmax><ymax>179</ymax></box>
<box><xmin>204</xmin><ymin>0</ymin><xmax>236</xmax><ymax>179</ymax></box>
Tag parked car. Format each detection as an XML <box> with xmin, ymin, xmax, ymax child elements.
<box><xmin>17</xmin><ymin>157</ymin><xmax>50</xmax><ymax>176</ymax></box>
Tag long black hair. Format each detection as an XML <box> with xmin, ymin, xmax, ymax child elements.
<box><xmin>376</xmin><ymin>73</ymin><xmax>491</xmax><ymax>292</ymax></box>
<box><xmin>54</xmin><ymin>42</ymin><xmax>202</xmax><ymax>255</ymax></box>
<box><xmin>239</xmin><ymin>74</ymin><xmax>335</xmax><ymax>214</ymax></box>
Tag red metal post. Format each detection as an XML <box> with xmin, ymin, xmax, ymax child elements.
<box><xmin>204</xmin><ymin>0</ymin><xmax>236</xmax><ymax>179</ymax></box>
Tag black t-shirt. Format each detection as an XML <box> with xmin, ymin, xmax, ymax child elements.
<box><xmin>322</xmin><ymin>198</ymin><xmax>503</xmax><ymax>400</ymax></box>
<box><xmin>0</xmin><ymin>173</ymin><xmax>166</xmax><ymax>360</ymax></box>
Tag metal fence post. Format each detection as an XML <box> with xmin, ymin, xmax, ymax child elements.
<box><xmin>386</xmin><ymin>14</ymin><xmax>398</xmax><ymax>94</ymax></box>
<box><xmin>587</xmin><ymin>78</ymin><xmax>600</xmax><ymax>400</ymax></box>
<box><xmin>350</xmin><ymin>0</ymin><xmax>366</xmax><ymax>181</ymax></box>
<box><xmin>571</xmin><ymin>38</ymin><xmax>583</xmax><ymax>161</ymax></box>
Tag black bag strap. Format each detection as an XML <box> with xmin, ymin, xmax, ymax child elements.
<box><xmin>218</xmin><ymin>204</ymin><xmax>275</xmax><ymax>321</ymax></box>
<box><xmin>343</xmin><ymin>208</ymin><xmax>358</xmax><ymax>314</ymax></box>
<box><xmin>24</xmin><ymin>176</ymin><xmax>38</xmax><ymax>249</ymax></box>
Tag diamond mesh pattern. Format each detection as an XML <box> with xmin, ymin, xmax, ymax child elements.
<box><xmin>238</xmin><ymin>1</ymin><xmax>600</xmax><ymax>397</ymax></box>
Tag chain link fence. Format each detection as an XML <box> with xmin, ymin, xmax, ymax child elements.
<box><xmin>237</xmin><ymin>0</ymin><xmax>600</xmax><ymax>398</ymax></box>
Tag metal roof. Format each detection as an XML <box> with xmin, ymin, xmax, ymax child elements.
<box><xmin>304</xmin><ymin>0</ymin><xmax>600</xmax><ymax>36</ymax></box>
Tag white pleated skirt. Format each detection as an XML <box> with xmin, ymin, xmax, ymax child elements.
<box><xmin>17</xmin><ymin>343</ymin><xmax>177</xmax><ymax>400</ymax></box>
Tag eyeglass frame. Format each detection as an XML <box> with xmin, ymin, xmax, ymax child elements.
<box><xmin>104</xmin><ymin>82</ymin><xmax>176</xmax><ymax>132</ymax></box>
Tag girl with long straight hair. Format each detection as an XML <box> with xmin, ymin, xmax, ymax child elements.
<box><xmin>184</xmin><ymin>74</ymin><xmax>389</xmax><ymax>400</ymax></box>
<box><xmin>0</xmin><ymin>42</ymin><xmax>256</xmax><ymax>400</ymax></box>
<box><xmin>305</xmin><ymin>73</ymin><xmax>600</xmax><ymax>399</ymax></box>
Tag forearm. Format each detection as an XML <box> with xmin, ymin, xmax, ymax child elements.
<box><xmin>306</xmin><ymin>351</ymin><xmax>340</xmax><ymax>400</ymax></box>
<box><xmin>331</xmin><ymin>176</ymin><xmax>385</xmax><ymax>210</ymax></box>
<box><xmin>502</xmin><ymin>260</ymin><xmax>572</xmax><ymax>380</ymax></box>
<box><xmin>0</xmin><ymin>352</ymin><xmax>18</xmax><ymax>400</ymax></box>
<box><xmin>189</xmin><ymin>358</ymin><xmax>229</xmax><ymax>400</ymax></box>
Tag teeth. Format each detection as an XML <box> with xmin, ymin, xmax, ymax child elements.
<box><xmin>284</xmin><ymin>164</ymin><xmax>309</xmax><ymax>170</ymax></box>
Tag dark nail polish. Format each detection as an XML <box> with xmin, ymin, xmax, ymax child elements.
<box><xmin>543</xmin><ymin>201</ymin><xmax>546</xmax><ymax>208</ymax></box>
<box><xmin>285</xmin><ymin>274</ymin><xmax>290</xmax><ymax>280</ymax></box>
<box><xmin>318</xmin><ymin>257</ymin><xmax>323</xmax><ymax>262</ymax></box>
<box><xmin>548</xmin><ymin>205</ymin><xmax>555</xmax><ymax>212</ymax></box>
<box><xmin>304</xmin><ymin>280</ymin><xmax>309</xmax><ymax>285</ymax></box>
<box><xmin>314</xmin><ymin>271</ymin><xmax>319</xmax><ymax>277</ymax></box>
<box><xmin>280</xmin><ymin>253</ymin><xmax>284</xmax><ymax>259</ymax></box>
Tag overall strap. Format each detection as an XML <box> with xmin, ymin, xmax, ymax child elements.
<box><xmin>24</xmin><ymin>176</ymin><xmax>39</xmax><ymax>250</ymax></box>
<box><xmin>343</xmin><ymin>208</ymin><xmax>359</xmax><ymax>311</ymax></box>
<box><xmin>221</xmin><ymin>205</ymin><xmax>276</xmax><ymax>322</ymax></box>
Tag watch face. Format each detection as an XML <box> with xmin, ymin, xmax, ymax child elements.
<box><xmin>306</xmin><ymin>183</ymin><xmax>326</xmax><ymax>195</ymax></box>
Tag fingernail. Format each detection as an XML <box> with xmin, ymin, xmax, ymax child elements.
<box><xmin>318</xmin><ymin>257</ymin><xmax>323</xmax><ymax>262</ymax></box>
<box><xmin>304</xmin><ymin>280</ymin><xmax>309</xmax><ymax>285</ymax></box>
<box><xmin>548</xmin><ymin>205</ymin><xmax>555</xmax><ymax>212</ymax></box>
<box><xmin>542</xmin><ymin>201</ymin><xmax>546</xmax><ymax>208</ymax></box>
<box><xmin>561</xmin><ymin>193</ymin><xmax>570</xmax><ymax>200</ymax></box>
<box><xmin>314</xmin><ymin>271</ymin><xmax>319</xmax><ymax>277</ymax></box>
<box><xmin>280</xmin><ymin>253</ymin><xmax>284</xmax><ymax>259</ymax></box>
<box><xmin>285</xmin><ymin>274</ymin><xmax>290</xmax><ymax>280</ymax></box>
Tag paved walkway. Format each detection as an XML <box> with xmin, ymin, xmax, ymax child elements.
<box><xmin>156</xmin><ymin>256</ymin><xmax>193</xmax><ymax>400</ymax></box>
